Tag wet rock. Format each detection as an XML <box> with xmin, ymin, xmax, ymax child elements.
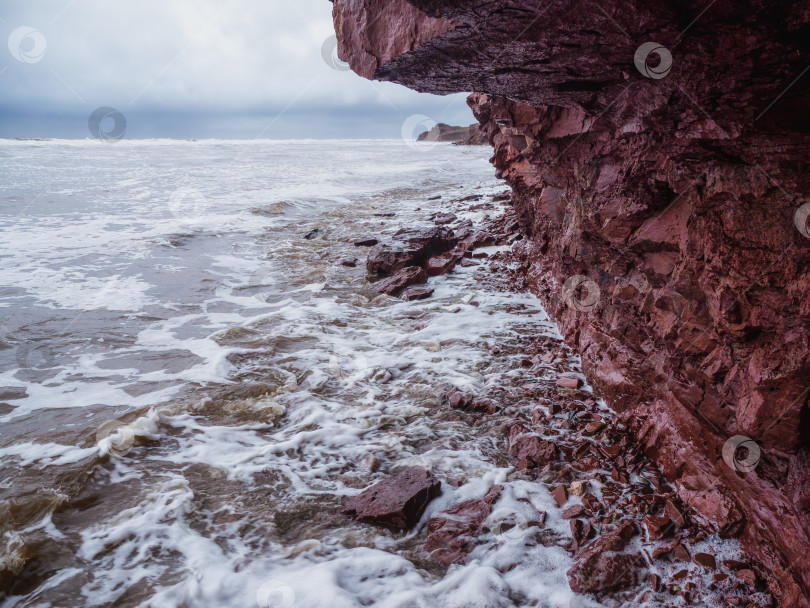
<box><xmin>354</xmin><ymin>237</ymin><xmax>379</xmax><ymax>247</ymax></box>
<box><xmin>424</xmin><ymin>485</ymin><xmax>503</xmax><ymax>565</ymax></box>
<box><xmin>551</xmin><ymin>484</ymin><xmax>568</xmax><ymax>508</ymax></box>
<box><xmin>402</xmin><ymin>287</ymin><xmax>434</xmax><ymax>301</ymax></box>
<box><xmin>556</xmin><ymin>376</ymin><xmax>582</xmax><ymax>389</ymax></box>
<box><xmin>694</xmin><ymin>552</ymin><xmax>717</xmax><ymax>570</ymax></box>
<box><xmin>366</xmin><ymin>227</ymin><xmax>457</xmax><ymax>275</ymax></box>
<box><xmin>665</xmin><ymin>499</ymin><xmax>686</xmax><ymax>527</ymax></box>
<box><xmin>342</xmin><ymin>469</ymin><xmax>442</xmax><ymax>531</ymax></box>
<box><xmin>303</xmin><ymin>228</ymin><xmax>320</xmax><ymax>240</ymax></box>
<box><xmin>562</xmin><ymin>505</ymin><xmax>584</xmax><ymax>519</ymax></box>
<box><xmin>583</xmin><ymin>421</ymin><xmax>604</xmax><ymax>436</ymax></box>
<box><xmin>434</xmin><ymin>212</ymin><xmax>457</xmax><ymax>225</ymax></box>
<box><xmin>673</xmin><ymin>544</ymin><xmax>691</xmax><ymax>562</ymax></box>
<box><xmin>644</xmin><ymin>515</ymin><xmax>673</xmax><ymax>540</ymax></box>
<box><xmin>424</xmin><ymin>254</ymin><xmax>457</xmax><ymax>277</ymax></box>
<box><xmin>509</xmin><ymin>424</ymin><xmax>557</xmax><ymax>471</ymax></box>
<box><xmin>567</xmin><ymin>522</ymin><xmax>645</xmax><ymax>593</ymax></box>
<box><xmin>373</xmin><ymin>266</ymin><xmax>428</xmax><ymax>296</ymax></box>
<box><xmin>459</xmin><ymin>258</ymin><xmax>480</xmax><ymax>267</ymax></box>
<box><xmin>341</xmin><ymin>258</ymin><xmax>358</xmax><ymax>267</ymax></box>
<box><xmin>445</xmin><ymin>387</ymin><xmax>473</xmax><ymax>410</ymax></box>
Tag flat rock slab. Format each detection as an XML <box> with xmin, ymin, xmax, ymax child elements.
<box><xmin>373</xmin><ymin>266</ymin><xmax>428</xmax><ymax>296</ymax></box>
<box><xmin>342</xmin><ymin>470</ymin><xmax>441</xmax><ymax>531</ymax></box>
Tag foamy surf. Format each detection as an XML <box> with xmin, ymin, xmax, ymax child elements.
<box><xmin>0</xmin><ymin>140</ymin><xmax>756</xmax><ymax>607</ymax></box>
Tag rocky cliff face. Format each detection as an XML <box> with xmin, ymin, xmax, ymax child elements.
<box><xmin>332</xmin><ymin>0</ymin><xmax>810</xmax><ymax>604</ymax></box>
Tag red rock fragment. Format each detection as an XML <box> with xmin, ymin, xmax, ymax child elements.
<box><xmin>373</xmin><ymin>266</ymin><xmax>427</xmax><ymax>296</ymax></box>
<box><xmin>446</xmin><ymin>387</ymin><xmax>473</xmax><ymax>410</ymax></box>
<box><xmin>562</xmin><ymin>505</ymin><xmax>585</xmax><ymax>519</ymax></box>
<box><xmin>402</xmin><ymin>287</ymin><xmax>434</xmax><ymax>301</ymax></box>
<box><xmin>424</xmin><ymin>254</ymin><xmax>457</xmax><ymax>276</ymax></box>
<box><xmin>566</xmin><ymin>522</ymin><xmax>645</xmax><ymax>593</ymax></box>
<box><xmin>342</xmin><ymin>470</ymin><xmax>441</xmax><ymax>531</ymax></box>
<box><xmin>556</xmin><ymin>376</ymin><xmax>582</xmax><ymax>389</ymax></box>
<box><xmin>424</xmin><ymin>485</ymin><xmax>503</xmax><ymax>565</ymax></box>
<box><xmin>644</xmin><ymin>515</ymin><xmax>673</xmax><ymax>540</ymax></box>
<box><xmin>672</xmin><ymin>544</ymin><xmax>691</xmax><ymax>562</ymax></box>
<box><xmin>665</xmin><ymin>499</ymin><xmax>686</xmax><ymax>527</ymax></box>
<box><xmin>551</xmin><ymin>484</ymin><xmax>568</xmax><ymax>508</ymax></box>
<box><xmin>693</xmin><ymin>552</ymin><xmax>717</xmax><ymax>570</ymax></box>
<box><xmin>509</xmin><ymin>424</ymin><xmax>557</xmax><ymax>470</ymax></box>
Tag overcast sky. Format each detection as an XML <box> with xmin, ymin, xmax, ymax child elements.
<box><xmin>0</xmin><ymin>0</ymin><xmax>475</xmax><ymax>139</ymax></box>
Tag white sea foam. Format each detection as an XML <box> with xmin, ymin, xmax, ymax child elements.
<box><xmin>0</xmin><ymin>140</ymin><xmax>752</xmax><ymax>608</ymax></box>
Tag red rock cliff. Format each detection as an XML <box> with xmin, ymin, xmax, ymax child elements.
<box><xmin>332</xmin><ymin>0</ymin><xmax>810</xmax><ymax>604</ymax></box>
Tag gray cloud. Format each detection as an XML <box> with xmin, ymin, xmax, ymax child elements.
<box><xmin>0</xmin><ymin>0</ymin><xmax>475</xmax><ymax>138</ymax></box>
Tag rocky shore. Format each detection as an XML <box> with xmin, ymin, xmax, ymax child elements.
<box><xmin>332</xmin><ymin>0</ymin><xmax>810</xmax><ymax>605</ymax></box>
<box><xmin>344</xmin><ymin>191</ymin><xmax>771</xmax><ymax>606</ymax></box>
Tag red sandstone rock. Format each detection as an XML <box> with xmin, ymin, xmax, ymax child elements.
<box><xmin>672</xmin><ymin>544</ymin><xmax>691</xmax><ymax>563</ymax></box>
<box><xmin>445</xmin><ymin>386</ymin><xmax>472</xmax><ymax>410</ymax></box>
<box><xmin>566</xmin><ymin>522</ymin><xmax>645</xmax><ymax>593</ymax></box>
<box><xmin>366</xmin><ymin>227</ymin><xmax>457</xmax><ymax>275</ymax></box>
<box><xmin>333</xmin><ymin>1</ymin><xmax>810</xmax><ymax>603</ymax></box>
<box><xmin>551</xmin><ymin>484</ymin><xmax>568</xmax><ymax>508</ymax></box>
<box><xmin>644</xmin><ymin>515</ymin><xmax>673</xmax><ymax>540</ymax></box>
<box><xmin>424</xmin><ymin>253</ymin><xmax>457</xmax><ymax>276</ymax></box>
<box><xmin>342</xmin><ymin>469</ymin><xmax>441</xmax><ymax>531</ymax></box>
<box><xmin>665</xmin><ymin>499</ymin><xmax>686</xmax><ymax>527</ymax></box>
<box><xmin>373</xmin><ymin>266</ymin><xmax>427</xmax><ymax>296</ymax></box>
<box><xmin>424</xmin><ymin>485</ymin><xmax>503</xmax><ymax>565</ymax></box>
<box><xmin>556</xmin><ymin>376</ymin><xmax>582</xmax><ymax>390</ymax></box>
<box><xmin>509</xmin><ymin>424</ymin><xmax>557</xmax><ymax>471</ymax></box>
<box><xmin>694</xmin><ymin>553</ymin><xmax>717</xmax><ymax>570</ymax></box>
<box><xmin>402</xmin><ymin>286</ymin><xmax>434</xmax><ymax>301</ymax></box>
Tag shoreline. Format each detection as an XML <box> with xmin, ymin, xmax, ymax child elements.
<box><xmin>351</xmin><ymin>189</ymin><xmax>769</xmax><ymax>606</ymax></box>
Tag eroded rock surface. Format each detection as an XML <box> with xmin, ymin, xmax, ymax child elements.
<box><xmin>342</xmin><ymin>469</ymin><xmax>441</xmax><ymax>530</ymax></box>
<box><xmin>333</xmin><ymin>0</ymin><xmax>810</xmax><ymax>603</ymax></box>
